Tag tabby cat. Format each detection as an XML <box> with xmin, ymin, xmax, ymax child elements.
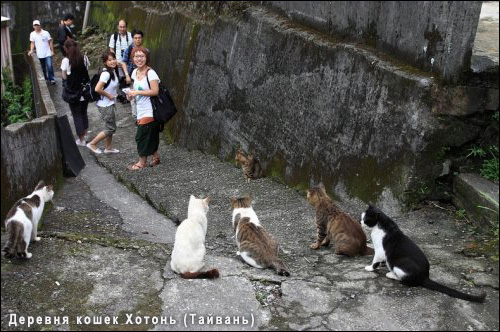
<box><xmin>307</xmin><ymin>182</ymin><xmax>373</xmax><ymax>256</ymax></box>
<box><xmin>230</xmin><ymin>195</ymin><xmax>290</xmax><ymax>276</ymax></box>
<box><xmin>2</xmin><ymin>180</ymin><xmax>54</xmax><ymax>259</ymax></box>
<box><xmin>170</xmin><ymin>195</ymin><xmax>219</xmax><ymax>279</ymax></box>
<box><xmin>235</xmin><ymin>149</ymin><xmax>263</xmax><ymax>183</ymax></box>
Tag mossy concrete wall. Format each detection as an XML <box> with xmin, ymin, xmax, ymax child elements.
<box><xmin>1</xmin><ymin>54</ymin><xmax>62</xmax><ymax>221</ymax></box>
<box><xmin>263</xmin><ymin>1</ymin><xmax>483</xmax><ymax>83</ymax></box>
<box><xmin>89</xmin><ymin>2</ymin><xmax>484</xmax><ymax>213</ymax></box>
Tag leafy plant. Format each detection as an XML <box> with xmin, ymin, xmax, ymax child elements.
<box><xmin>480</xmin><ymin>146</ymin><xmax>499</xmax><ymax>182</ymax></box>
<box><xmin>466</xmin><ymin>145</ymin><xmax>486</xmax><ymax>159</ymax></box>
<box><xmin>493</xmin><ymin>111</ymin><xmax>499</xmax><ymax>122</ymax></box>
<box><xmin>1</xmin><ymin>69</ymin><xmax>34</xmax><ymax>126</ymax></box>
<box><xmin>455</xmin><ymin>209</ymin><xmax>469</xmax><ymax>222</ymax></box>
<box><xmin>465</xmin><ymin>144</ymin><xmax>499</xmax><ymax>182</ymax></box>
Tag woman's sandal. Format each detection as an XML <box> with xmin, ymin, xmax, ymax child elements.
<box><xmin>150</xmin><ymin>157</ymin><xmax>161</xmax><ymax>167</ymax></box>
<box><xmin>127</xmin><ymin>162</ymin><xmax>146</xmax><ymax>171</ymax></box>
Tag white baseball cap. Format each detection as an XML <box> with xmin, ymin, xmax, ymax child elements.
<box><xmin>33</xmin><ymin>20</ymin><xmax>41</xmax><ymax>26</ymax></box>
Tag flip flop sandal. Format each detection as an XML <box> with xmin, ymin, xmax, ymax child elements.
<box><xmin>127</xmin><ymin>162</ymin><xmax>146</xmax><ymax>171</ymax></box>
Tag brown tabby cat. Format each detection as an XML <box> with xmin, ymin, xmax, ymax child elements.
<box><xmin>235</xmin><ymin>149</ymin><xmax>263</xmax><ymax>183</ymax></box>
<box><xmin>307</xmin><ymin>183</ymin><xmax>373</xmax><ymax>256</ymax></box>
<box><xmin>230</xmin><ymin>195</ymin><xmax>290</xmax><ymax>276</ymax></box>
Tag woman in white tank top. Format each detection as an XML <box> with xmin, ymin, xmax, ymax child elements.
<box><xmin>86</xmin><ymin>52</ymin><xmax>120</xmax><ymax>154</ymax></box>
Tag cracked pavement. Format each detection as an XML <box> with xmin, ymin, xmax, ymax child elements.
<box><xmin>1</xmin><ymin>71</ymin><xmax>498</xmax><ymax>331</ymax></box>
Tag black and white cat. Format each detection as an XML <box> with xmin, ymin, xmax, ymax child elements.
<box><xmin>361</xmin><ymin>205</ymin><xmax>486</xmax><ymax>303</ymax></box>
<box><xmin>2</xmin><ymin>180</ymin><xmax>54</xmax><ymax>259</ymax></box>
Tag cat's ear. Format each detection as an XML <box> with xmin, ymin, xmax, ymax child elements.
<box><xmin>204</xmin><ymin>196</ymin><xmax>211</xmax><ymax>206</ymax></box>
<box><xmin>35</xmin><ymin>180</ymin><xmax>46</xmax><ymax>191</ymax></box>
<box><xmin>244</xmin><ymin>195</ymin><xmax>253</xmax><ymax>206</ymax></box>
<box><xmin>229</xmin><ymin>197</ymin><xmax>237</xmax><ymax>207</ymax></box>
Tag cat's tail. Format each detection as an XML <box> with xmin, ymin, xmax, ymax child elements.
<box><xmin>363</xmin><ymin>246</ymin><xmax>375</xmax><ymax>256</ymax></box>
<box><xmin>422</xmin><ymin>278</ymin><xmax>486</xmax><ymax>303</ymax></box>
<box><xmin>180</xmin><ymin>269</ymin><xmax>220</xmax><ymax>279</ymax></box>
<box><xmin>2</xmin><ymin>221</ymin><xmax>23</xmax><ymax>258</ymax></box>
<box><xmin>271</xmin><ymin>259</ymin><xmax>291</xmax><ymax>277</ymax></box>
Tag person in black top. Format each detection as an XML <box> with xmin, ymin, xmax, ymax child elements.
<box><xmin>61</xmin><ymin>39</ymin><xmax>90</xmax><ymax>146</ymax></box>
<box><xmin>57</xmin><ymin>14</ymin><xmax>75</xmax><ymax>56</ymax></box>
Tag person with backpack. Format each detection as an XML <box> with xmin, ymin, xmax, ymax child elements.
<box><xmin>125</xmin><ymin>47</ymin><xmax>161</xmax><ymax>170</ymax></box>
<box><xmin>109</xmin><ymin>19</ymin><xmax>133</xmax><ymax>75</ymax></box>
<box><xmin>86</xmin><ymin>51</ymin><xmax>120</xmax><ymax>155</ymax></box>
<box><xmin>61</xmin><ymin>39</ymin><xmax>90</xmax><ymax>146</ymax></box>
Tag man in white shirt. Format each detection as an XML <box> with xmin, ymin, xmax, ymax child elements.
<box><xmin>28</xmin><ymin>20</ymin><xmax>56</xmax><ymax>85</ymax></box>
<box><xmin>109</xmin><ymin>19</ymin><xmax>133</xmax><ymax>81</ymax></box>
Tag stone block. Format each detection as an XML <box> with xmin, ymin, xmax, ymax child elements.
<box><xmin>452</xmin><ymin>173</ymin><xmax>499</xmax><ymax>229</ymax></box>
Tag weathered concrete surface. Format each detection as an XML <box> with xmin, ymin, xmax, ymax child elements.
<box><xmin>453</xmin><ymin>173</ymin><xmax>500</xmax><ymax>230</ymax></box>
<box><xmin>472</xmin><ymin>1</ymin><xmax>499</xmax><ymax>74</ymax></box>
<box><xmin>263</xmin><ymin>1</ymin><xmax>482</xmax><ymax>82</ymax></box>
<box><xmin>90</xmin><ymin>2</ymin><xmax>489</xmax><ymax>213</ymax></box>
<box><xmin>1</xmin><ymin>74</ymin><xmax>499</xmax><ymax>331</ymax></box>
<box><xmin>1</xmin><ymin>116</ymin><xmax>62</xmax><ymax>221</ymax></box>
<box><xmin>28</xmin><ymin>52</ymin><xmax>56</xmax><ymax>117</ymax></box>
<box><xmin>1</xmin><ymin>51</ymin><xmax>62</xmax><ymax>221</ymax></box>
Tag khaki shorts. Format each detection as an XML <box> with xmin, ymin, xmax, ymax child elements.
<box><xmin>97</xmin><ymin>104</ymin><xmax>117</xmax><ymax>137</ymax></box>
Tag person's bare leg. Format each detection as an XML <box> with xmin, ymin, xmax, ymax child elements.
<box><xmin>89</xmin><ymin>132</ymin><xmax>107</xmax><ymax>150</ymax></box>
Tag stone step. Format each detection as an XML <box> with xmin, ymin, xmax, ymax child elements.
<box><xmin>453</xmin><ymin>173</ymin><xmax>499</xmax><ymax>229</ymax></box>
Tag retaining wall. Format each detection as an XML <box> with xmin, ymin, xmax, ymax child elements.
<box><xmin>262</xmin><ymin>1</ymin><xmax>483</xmax><ymax>82</ymax></box>
<box><xmin>1</xmin><ymin>53</ymin><xmax>62</xmax><ymax>220</ymax></box>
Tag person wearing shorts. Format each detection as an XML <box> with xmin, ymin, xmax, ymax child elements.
<box><xmin>86</xmin><ymin>51</ymin><xmax>120</xmax><ymax>154</ymax></box>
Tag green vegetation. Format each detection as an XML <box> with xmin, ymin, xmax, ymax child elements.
<box><xmin>478</xmin><ymin>191</ymin><xmax>499</xmax><ymax>238</ymax></box>
<box><xmin>465</xmin><ymin>145</ymin><xmax>499</xmax><ymax>182</ymax></box>
<box><xmin>1</xmin><ymin>69</ymin><xmax>34</xmax><ymax>126</ymax></box>
<box><xmin>466</xmin><ymin>145</ymin><xmax>487</xmax><ymax>158</ymax></box>
<box><xmin>478</xmin><ymin>192</ymin><xmax>499</xmax><ymax>261</ymax></box>
<box><xmin>480</xmin><ymin>146</ymin><xmax>499</xmax><ymax>182</ymax></box>
<box><xmin>455</xmin><ymin>209</ymin><xmax>469</xmax><ymax>222</ymax></box>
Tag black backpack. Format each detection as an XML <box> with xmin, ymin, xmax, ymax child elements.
<box><xmin>145</xmin><ymin>69</ymin><xmax>178</xmax><ymax>132</ymax></box>
<box><xmin>83</xmin><ymin>68</ymin><xmax>113</xmax><ymax>102</ymax></box>
<box><xmin>112</xmin><ymin>32</ymin><xmax>129</xmax><ymax>57</ymax></box>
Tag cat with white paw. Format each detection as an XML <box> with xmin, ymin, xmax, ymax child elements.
<box><xmin>361</xmin><ymin>205</ymin><xmax>486</xmax><ymax>303</ymax></box>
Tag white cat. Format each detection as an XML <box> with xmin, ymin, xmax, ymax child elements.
<box><xmin>170</xmin><ymin>195</ymin><xmax>219</xmax><ymax>279</ymax></box>
<box><xmin>2</xmin><ymin>180</ymin><xmax>54</xmax><ymax>259</ymax></box>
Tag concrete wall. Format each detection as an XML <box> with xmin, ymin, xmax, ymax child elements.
<box><xmin>27</xmin><ymin>52</ymin><xmax>57</xmax><ymax>117</ymax></box>
<box><xmin>89</xmin><ymin>2</ymin><xmax>484</xmax><ymax>213</ymax></box>
<box><xmin>1</xmin><ymin>54</ymin><xmax>62</xmax><ymax>221</ymax></box>
<box><xmin>263</xmin><ymin>1</ymin><xmax>483</xmax><ymax>82</ymax></box>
